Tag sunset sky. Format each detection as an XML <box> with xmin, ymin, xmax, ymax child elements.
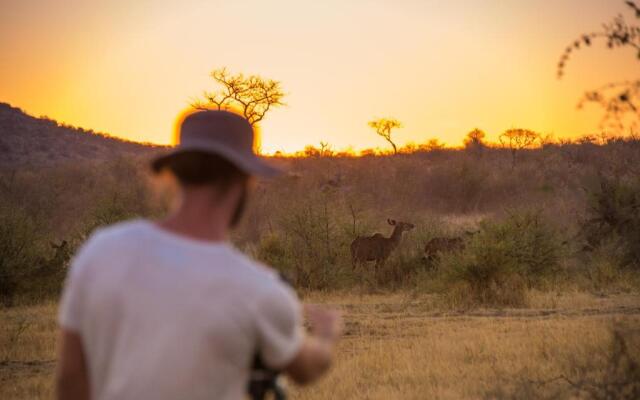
<box><xmin>1</xmin><ymin>0</ymin><xmax>637</xmax><ymax>153</ymax></box>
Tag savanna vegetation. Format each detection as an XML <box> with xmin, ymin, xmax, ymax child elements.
<box><xmin>2</xmin><ymin>2</ymin><xmax>640</xmax><ymax>398</ymax></box>
<box><xmin>3</xmin><ymin>114</ymin><xmax>640</xmax><ymax>398</ymax></box>
<box><xmin>3</xmin><ymin>127</ymin><xmax>640</xmax><ymax>307</ymax></box>
<box><xmin>3</xmin><ymin>128</ymin><xmax>640</xmax><ymax>396</ymax></box>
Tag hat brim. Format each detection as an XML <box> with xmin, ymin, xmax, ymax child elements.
<box><xmin>151</xmin><ymin>142</ymin><xmax>283</xmax><ymax>178</ymax></box>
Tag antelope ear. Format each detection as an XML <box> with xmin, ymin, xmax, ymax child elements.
<box><xmin>388</xmin><ymin>219</ymin><xmax>396</xmax><ymax>225</ymax></box>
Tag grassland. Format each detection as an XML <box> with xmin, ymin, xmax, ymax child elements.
<box><xmin>2</xmin><ymin>291</ymin><xmax>639</xmax><ymax>399</ymax></box>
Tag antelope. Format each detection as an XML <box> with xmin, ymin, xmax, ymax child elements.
<box><xmin>423</xmin><ymin>231</ymin><xmax>477</xmax><ymax>262</ymax></box>
<box><xmin>423</xmin><ymin>237</ymin><xmax>464</xmax><ymax>262</ymax></box>
<box><xmin>350</xmin><ymin>219</ymin><xmax>415</xmax><ymax>274</ymax></box>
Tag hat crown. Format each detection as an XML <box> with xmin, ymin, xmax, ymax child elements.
<box><xmin>179</xmin><ymin>110</ymin><xmax>254</xmax><ymax>153</ymax></box>
<box><xmin>152</xmin><ymin>109</ymin><xmax>280</xmax><ymax>177</ymax></box>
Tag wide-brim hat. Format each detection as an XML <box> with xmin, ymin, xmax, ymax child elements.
<box><xmin>152</xmin><ymin>109</ymin><xmax>282</xmax><ymax>177</ymax></box>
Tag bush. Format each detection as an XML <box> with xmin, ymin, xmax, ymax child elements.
<box><xmin>439</xmin><ymin>211</ymin><xmax>562</xmax><ymax>308</ymax></box>
<box><xmin>439</xmin><ymin>232</ymin><xmax>528</xmax><ymax>308</ymax></box>
<box><xmin>0</xmin><ymin>205</ymin><xmax>69</xmax><ymax>305</ymax></box>
<box><xmin>0</xmin><ymin>207</ymin><xmax>42</xmax><ymax>306</ymax></box>
<box><xmin>421</xmin><ymin>160</ymin><xmax>490</xmax><ymax>212</ymax></box>
<box><xmin>582</xmin><ymin>174</ymin><xmax>640</xmax><ymax>268</ymax></box>
<box><xmin>254</xmin><ymin>193</ymin><xmax>352</xmax><ymax>290</ymax></box>
<box><xmin>491</xmin><ymin>211</ymin><xmax>563</xmax><ymax>285</ymax></box>
<box><xmin>255</xmin><ymin>233</ymin><xmax>288</xmax><ymax>269</ymax></box>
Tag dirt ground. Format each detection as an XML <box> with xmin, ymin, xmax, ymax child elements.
<box><xmin>1</xmin><ymin>291</ymin><xmax>639</xmax><ymax>399</ymax></box>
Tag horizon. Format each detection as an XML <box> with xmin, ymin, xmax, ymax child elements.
<box><xmin>1</xmin><ymin>0</ymin><xmax>637</xmax><ymax>154</ymax></box>
<box><xmin>6</xmin><ymin>100</ymin><xmax>631</xmax><ymax>159</ymax></box>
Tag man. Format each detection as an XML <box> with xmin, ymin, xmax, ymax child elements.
<box><xmin>56</xmin><ymin>110</ymin><xmax>342</xmax><ymax>400</ymax></box>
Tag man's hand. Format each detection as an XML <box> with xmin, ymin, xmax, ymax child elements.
<box><xmin>284</xmin><ymin>305</ymin><xmax>342</xmax><ymax>385</ymax></box>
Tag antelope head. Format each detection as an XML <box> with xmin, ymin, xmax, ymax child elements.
<box><xmin>387</xmin><ymin>219</ymin><xmax>415</xmax><ymax>233</ymax></box>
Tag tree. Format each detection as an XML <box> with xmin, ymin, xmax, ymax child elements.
<box><xmin>558</xmin><ymin>1</ymin><xmax>640</xmax><ymax>133</ymax></box>
<box><xmin>194</xmin><ymin>68</ymin><xmax>286</xmax><ymax>151</ymax></box>
<box><xmin>319</xmin><ymin>141</ymin><xmax>333</xmax><ymax>157</ymax></box>
<box><xmin>368</xmin><ymin>118</ymin><xmax>402</xmax><ymax>154</ymax></box>
<box><xmin>420</xmin><ymin>138</ymin><xmax>445</xmax><ymax>152</ymax></box>
<box><xmin>303</xmin><ymin>145</ymin><xmax>321</xmax><ymax>158</ymax></box>
<box><xmin>500</xmin><ymin>128</ymin><xmax>539</xmax><ymax>168</ymax></box>
<box><xmin>463</xmin><ymin>128</ymin><xmax>487</xmax><ymax>157</ymax></box>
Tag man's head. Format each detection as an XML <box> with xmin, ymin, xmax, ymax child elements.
<box><xmin>152</xmin><ymin>110</ymin><xmax>280</xmax><ymax>228</ymax></box>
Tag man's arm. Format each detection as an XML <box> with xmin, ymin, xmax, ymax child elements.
<box><xmin>284</xmin><ymin>305</ymin><xmax>341</xmax><ymax>385</ymax></box>
<box><xmin>56</xmin><ymin>330</ymin><xmax>90</xmax><ymax>400</ymax></box>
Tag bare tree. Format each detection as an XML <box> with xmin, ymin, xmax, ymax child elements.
<box><xmin>558</xmin><ymin>1</ymin><xmax>640</xmax><ymax>133</ymax></box>
<box><xmin>500</xmin><ymin>128</ymin><xmax>540</xmax><ymax>168</ymax></box>
<box><xmin>368</xmin><ymin>118</ymin><xmax>402</xmax><ymax>154</ymax></box>
<box><xmin>195</xmin><ymin>67</ymin><xmax>286</xmax><ymax>127</ymax></box>
<box><xmin>319</xmin><ymin>141</ymin><xmax>333</xmax><ymax>157</ymax></box>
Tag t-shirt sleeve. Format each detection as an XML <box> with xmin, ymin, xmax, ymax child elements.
<box><xmin>254</xmin><ymin>283</ymin><xmax>304</xmax><ymax>369</ymax></box>
<box><xmin>58</xmin><ymin>233</ymin><xmax>100</xmax><ymax>333</ymax></box>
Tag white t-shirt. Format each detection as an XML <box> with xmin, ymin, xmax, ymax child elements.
<box><xmin>59</xmin><ymin>220</ymin><xmax>303</xmax><ymax>400</ymax></box>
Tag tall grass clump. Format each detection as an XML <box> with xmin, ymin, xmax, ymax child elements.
<box><xmin>486</xmin><ymin>323</ymin><xmax>640</xmax><ymax>399</ymax></box>
<box><xmin>439</xmin><ymin>211</ymin><xmax>563</xmax><ymax>308</ymax></box>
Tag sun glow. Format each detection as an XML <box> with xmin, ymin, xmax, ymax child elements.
<box><xmin>1</xmin><ymin>0</ymin><xmax>637</xmax><ymax>153</ymax></box>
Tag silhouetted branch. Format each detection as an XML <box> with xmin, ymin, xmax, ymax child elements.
<box><xmin>196</xmin><ymin>67</ymin><xmax>286</xmax><ymax>127</ymax></box>
<box><xmin>558</xmin><ymin>1</ymin><xmax>640</xmax><ymax>133</ymax></box>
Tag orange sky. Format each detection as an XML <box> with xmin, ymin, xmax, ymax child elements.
<box><xmin>1</xmin><ymin>0</ymin><xmax>637</xmax><ymax>153</ymax></box>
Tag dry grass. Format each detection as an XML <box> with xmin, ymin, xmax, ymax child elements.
<box><xmin>1</xmin><ymin>303</ymin><xmax>57</xmax><ymax>399</ymax></box>
<box><xmin>1</xmin><ymin>293</ymin><xmax>639</xmax><ymax>399</ymax></box>
<box><xmin>295</xmin><ymin>292</ymin><xmax>640</xmax><ymax>399</ymax></box>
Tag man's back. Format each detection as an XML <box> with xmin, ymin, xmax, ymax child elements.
<box><xmin>59</xmin><ymin>220</ymin><xmax>302</xmax><ymax>400</ymax></box>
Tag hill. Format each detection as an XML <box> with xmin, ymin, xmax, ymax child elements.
<box><xmin>0</xmin><ymin>102</ymin><xmax>162</xmax><ymax>167</ymax></box>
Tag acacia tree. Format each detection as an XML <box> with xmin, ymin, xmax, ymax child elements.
<box><xmin>368</xmin><ymin>118</ymin><xmax>402</xmax><ymax>154</ymax></box>
<box><xmin>194</xmin><ymin>68</ymin><xmax>286</xmax><ymax>151</ymax></box>
<box><xmin>558</xmin><ymin>1</ymin><xmax>640</xmax><ymax>133</ymax></box>
<box><xmin>500</xmin><ymin>128</ymin><xmax>540</xmax><ymax>168</ymax></box>
<box><xmin>463</xmin><ymin>128</ymin><xmax>487</xmax><ymax>158</ymax></box>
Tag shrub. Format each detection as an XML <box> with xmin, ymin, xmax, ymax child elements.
<box><xmin>261</xmin><ymin>194</ymin><xmax>352</xmax><ymax>290</ymax></box>
<box><xmin>439</xmin><ymin>211</ymin><xmax>562</xmax><ymax>308</ymax></box>
<box><xmin>439</xmin><ymin>232</ymin><xmax>528</xmax><ymax>308</ymax></box>
<box><xmin>582</xmin><ymin>174</ymin><xmax>640</xmax><ymax>269</ymax></box>
<box><xmin>490</xmin><ymin>211</ymin><xmax>563</xmax><ymax>285</ymax></box>
<box><xmin>0</xmin><ymin>206</ymin><xmax>42</xmax><ymax>306</ymax></box>
<box><xmin>421</xmin><ymin>160</ymin><xmax>490</xmax><ymax>212</ymax></box>
<box><xmin>0</xmin><ymin>205</ymin><xmax>68</xmax><ymax>305</ymax></box>
<box><xmin>255</xmin><ymin>233</ymin><xmax>288</xmax><ymax>269</ymax></box>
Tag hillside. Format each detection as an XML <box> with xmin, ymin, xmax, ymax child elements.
<box><xmin>0</xmin><ymin>102</ymin><xmax>162</xmax><ymax>167</ymax></box>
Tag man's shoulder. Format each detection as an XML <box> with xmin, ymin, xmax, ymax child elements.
<box><xmin>90</xmin><ymin>219</ymin><xmax>152</xmax><ymax>245</ymax></box>
<box><xmin>93</xmin><ymin>219</ymin><xmax>150</xmax><ymax>240</ymax></box>
<box><xmin>227</xmin><ymin>247</ymin><xmax>280</xmax><ymax>282</ymax></box>
<box><xmin>79</xmin><ymin>219</ymin><xmax>150</xmax><ymax>259</ymax></box>
<box><xmin>226</xmin><ymin>248</ymin><xmax>295</xmax><ymax>298</ymax></box>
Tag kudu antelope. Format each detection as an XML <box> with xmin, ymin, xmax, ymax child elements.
<box><xmin>350</xmin><ymin>219</ymin><xmax>415</xmax><ymax>274</ymax></box>
<box><xmin>423</xmin><ymin>231</ymin><xmax>477</xmax><ymax>263</ymax></box>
